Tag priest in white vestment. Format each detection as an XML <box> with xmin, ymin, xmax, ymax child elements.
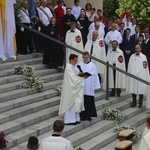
<box><xmin>39</xmin><ymin>120</ymin><xmax>74</xmax><ymax>150</ymax></box>
<box><xmin>85</xmin><ymin>30</ymin><xmax>106</xmax><ymax>81</ymax></box>
<box><xmin>105</xmin><ymin>23</ymin><xmax>122</xmax><ymax>52</ymax></box>
<box><xmin>126</xmin><ymin>44</ymin><xmax>149</xmax><ymax>108</ymax></box>
<box><xmin>59</xmin><ymin>54</ymin><xmax>84</xmax><ymax>125</ymax></box>
<box><xmin>65</xmin><ymin>22</ymin><xmax>83</xmax><ymax>63</ymax></box>
<box><xmin>103</xmin><ymin>40</ymin><xmax>126</xmax><ymax>96</ymax></box>
<box><xmin>138</xmin><ymin>116</ymin><xmax>150</xmax><ymax>150</ymax></box>
<box><xmin>75</xmin><ymin>51</ymin><xmax>101</xmax><ymax>121</ymax></box>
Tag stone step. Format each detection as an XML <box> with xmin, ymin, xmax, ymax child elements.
<box><xmin>0</xmin><ymin>91</ymin><xmax>106</xmax><ymax>134</ymax></box>
<box><xmin>5</xmin><ymin>92</ymin><xmax>131</xmax><ymax>149</ymax></box>
<box><xmin>0</xmin><ymin>64</ymin><xmax>48</xmax><ymax>77</ymax></box>
<box><xmin>100</xmin><ymin>114</ymin><xmax>146</xmax><ymax>150</ymax></box>
<box><xmin>0</xmin><ymin>57</ymin><xmax>42</xmax><ymax>70</ymax></box>
<box><xmin>0</xmin><ymin>72</ymin><xmax>63</xmax><ymax>94</ymax></box>
<box><xmin>74</xmin><ymin>103</ymin><xmax>147</xmax><ymax>150</ymax></box>
<box><xmin>0</xmin><ymin>53</ymin><xmax>42</xmax><ymax>63</ymax></box>
<box><xmin>0</xmin><ymin>78</ymin><xmax>63</xmax><ymax>103</ymax></box>
<box><xmin>0</xmin><ymin>68</ymin><xmax>62</xmax><ymax>85</ymax></box>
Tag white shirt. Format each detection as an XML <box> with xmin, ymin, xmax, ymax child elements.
<box><xmin>39</xmin><ymin>136</ymin><xmax>74</xmax><ymax>150</ymax></box>
<box><xmin>104</xmin><ymin>30</ymin><xmax>122</xmax><ymax>52</ymax></box>
<box><xmin>18</xmin><ymin>9</ymin><xmax>30</xmax><ymax>24</ymax></box>
<box><xmin>89</xmin><ymin>22</ymin><xmax>105</xmax><ymax>31</ymax></box>
<box><xmin>130</xmin><ymin>24</ymin><xmax>136</xmax><ymax>36</ymax></box>
<box><xmin>75</xmin><ymin>62</ymin><xmax>100</xmax><ymax>96</ymax></box>
<box><xmin>112</xmin><ymin>51</ymin><xmax>117</xmax><ymax>64</ymax></box>
<box><xmin>37</xmin><ymin>7</ymin><xmax>53</xmax><ymax>26</ymax></box>
<box><xmin>71</xmin><ymin>6</ymin><xmax>81</xmax><ymax>20</ymax></box>
<box><xmin>124</xmin><ymin>21</ymin><xmax>132</xmax><ymax>29</ymax></box>
<box><xmin>89</xmin><ymin>14</ymin><xmax>97</xmax><ymax>22</ymax></box>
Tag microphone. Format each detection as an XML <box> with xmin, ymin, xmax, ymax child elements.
<box><xmin>77</xmin><ymin>65</ymin><xmax>83</xmax><ymax>73</ymax></box>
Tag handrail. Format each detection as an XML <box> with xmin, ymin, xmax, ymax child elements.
<box><xmin>16</xmin><ymin>22</ymin><xmax>150</xmax><ymax>86</ymax></box>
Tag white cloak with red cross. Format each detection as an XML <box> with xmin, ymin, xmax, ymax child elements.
<box><xmin>126</xmin><ymin>52</ymin><xmax>149</xmax><ymax>94</ymax></box>
<box><xmin>103</xmin><ymin>49</ymin><xmax>126</xmax><ymax>89</ymax></box>
<box><xmin>85</xmin><ymin>38</ymin><xmax>106</xmax><ymax>75</ymax></box>
<box><xmin>65</xmin><ymin>28</ymin><xmax>83</xmax><ymax>63</ymax></box>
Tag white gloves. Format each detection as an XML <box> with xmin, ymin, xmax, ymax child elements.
<box><xmin>20</xmin><ymin>27</ymin><xmax>24</xmax><ymax>32</ymax></box>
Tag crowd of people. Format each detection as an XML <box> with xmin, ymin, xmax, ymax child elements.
<box><xmin>16</xmin><ymin>0</ymin><xmax>150</xmax><ymax>150</ymax></box>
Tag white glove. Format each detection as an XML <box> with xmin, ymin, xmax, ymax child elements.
<box><xmin>20</xmin><ymin>27</ymin><xmax>24</xmax><ymax>32</ymax></box>
<box><xmin>29</xmin><ymin>25</ymin><xmax>32</xmax><ymax>28</ymax></box>
<box><xmin>38</xmin><ymin>27</ymin><xmax>41</xmax><ymax>32</ymax></box>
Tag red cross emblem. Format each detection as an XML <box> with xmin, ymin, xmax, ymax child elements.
<box><xmin>118</xmin><ymin>55</ymin><xmax>123</xmax><ymax>63</ymax></box>
<box><xmin>143</xmin><ymin>61</ymin><xmax>148</xmax><ymax>69</ymax></box>
<box><xmin>99</xmin><ymin>40</ymin><xmax>104</xmax><ymax>47</ymax></box>
<box><xmin>76</xmin><ymin>36</ymin><xmax>81</xmax><ymax>43</ymax></box>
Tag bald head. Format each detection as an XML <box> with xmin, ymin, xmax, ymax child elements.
<box><xmin>111</xmin><ymin>23</ymin><xmax>116</xmax><ymax>31</ymax></box>
<box><xmin>94</xmin><ymin>15</ymin><xmax>100</xmax><ymax>22</ymax></box>
<box><xmin>22</xmin><ymin>1</ymin><xmax>29</xmax><ymax>9</ymax></box>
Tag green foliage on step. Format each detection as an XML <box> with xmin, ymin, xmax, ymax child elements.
<box><xmin>102</xmin><ymin>107</ymin><xmax>124</xmax><ymax>122</ymax></box>
<box><xmin>54</xmin><ymin>85</ymin><xmax>62</xmax><ymax>96</ymax></box>
<box><xmin>76</xmin><ymin>147</ymin><xmax>84</xmax><ymax>150</ymax></box>
<box><xmin>114</xmin><ymin>125</ymin><xmax>140</xmax><ymax>141</ymax></box>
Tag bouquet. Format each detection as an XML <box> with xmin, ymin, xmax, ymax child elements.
<box><xmin>22</xmin><ymin>76</ymin><xmax>44</xmax><ymax>90</ymax></box>
<box><xmin>114</xmin><ymin>125</ymin><xmax>140</xmax><ymax>141</ymax></box>
<box><xmin>102</xmin><ymin>107</ymin><xmax>124</xmax><ymax>122</ymax></box>
<box><xmin>54</xmin><ymin>85</ymin><xmax>62</xmax><ymax>96</ymax></box>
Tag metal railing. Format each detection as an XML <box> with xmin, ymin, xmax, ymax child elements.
<box><xmin>16</xmin><ymin>22</ymin><xmax>150</xmax><ymax>99</ymax></box>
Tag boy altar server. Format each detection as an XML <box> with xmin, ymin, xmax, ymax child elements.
<box><xmin>76</xmin><ymin>51</ymin><xmax>101</xmax><ymax>121</ymax></box>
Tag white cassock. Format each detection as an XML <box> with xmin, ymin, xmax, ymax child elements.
<box><xmin>124</xmin><ymin>21</ymin><xmax>132</xmax><ymax>30</ymax></box>
<box><xmin>139</xmin><ymin>129</ymin><xmax>150</xmax><ymax>150</ymax></box>
<box><xmin>71</xmin><ymin>6</ymin><xmax>81</xmax><ymax>20</ymax></box>
<box><xmin>146</xmin><ymin>75</ymin><xmax>150</xmax><ymax>109</ymax></box>
<box><xmin>85</xmin><ymin>38</ymin><xmax>106</xmax><ymax>76</ymax></box>
<box><xmin>87</xmin><ymin>29</ymin><xmax>105</xmax><ymax>40</ymax></box>
<box><xmin>88</xmin><ymin>22</ymin><xmax>105</xmax><ymax>31</ymax></box>
<box><xmin>65</xmin><ymin>28</ymin><xmax>83</xmax><ymax>63</ymax></box>
<box><xmin>103</xmin><ymin>49</ymin><xmax>126</xmax><ymax>89</ymax></box>
<box><xmin>39</xmin><ymin>136</ymin><xmax>74</xmax><ymax>150</ymax></box>
<box><xmin>59</xmin><ymin>63</ymin><xmax>84</xmax><ymax>123</ymax></box>
<box><xmin>126</xmin><ymin>53</ymin><xmax>149</xmax><ymax>95</ymax></box>
<box><xmin>75</xmin><ymin>61</ymin><xmax>101</xmax><ymax>96</ymax></box>
<box><xmin>104</xmin><ymin>30</ymin><xmax>122</xmax><ymax>52</ymax></box>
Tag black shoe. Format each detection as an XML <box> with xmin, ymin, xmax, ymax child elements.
<box><xmin>138</xmin><ymin>105</ymin><xmax>142</xmax><ymax>108</ymax></box>
<box><xmin>81</xmin><ymin>117</ymin><xmax>86</xmax><ymax>121</ymax></box>
<box><xmin>87</xmin><ymin>117</ymin><xmax>92</xmax><ymax>121</ymax></box>
<box><xmin>131</xmin><ymin>104</ymin><xmax>136</xmax><ymax>107</ymax></box>
<box><xmin>65</xmin><ymin>123</ymin><xmax>76</xmax><ymax>125</ymax></box>
<box><xmin>76</xmin><ymin>121</ymin><xmax>80</xmax><ymax>124</ymax></box>
<box><xmin>117</xmin><ymin>94</ymin><xmax>121</xmax><ymax>97</ymax></box>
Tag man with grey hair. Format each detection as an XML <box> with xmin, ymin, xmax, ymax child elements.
<box><xmin>85</xmin><ymin>30</ymin><xmax>106</xmax><ymax>81</ymax></box>
<box><xmin>105</xmin><ymin>23</ymin><xmax>122</xmax><ymax>52</ymax></box>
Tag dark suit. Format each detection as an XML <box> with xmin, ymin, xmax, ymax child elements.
<box><xmin>121</xmin><ymin>35</ymin><xmax>135</xmax><ymax>70</ymax></box>
<box><xmin>104</xmin><ymin>26</ymin><xmax>111</xmax><ymax>37</ymax></box>
<box><xmin>118</xmin><ymin>29</ymin><xmax>126</xmax><ymax>38</ymax></box>
<box><xmin>132</xmin><ymin>33</ymin><xmax>140</xmax><ymax>45</ymax></box>
<box><xmin>145</xmin><ymin>39</ymin><xmax>150</xmax><ymax>69</ymax></box>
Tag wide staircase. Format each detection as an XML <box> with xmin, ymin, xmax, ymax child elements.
<box><xmin>0</xmin><ymin>53</ymin><xmax>148</xmax><ymax>150</ymax></box>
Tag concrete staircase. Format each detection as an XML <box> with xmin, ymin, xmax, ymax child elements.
<box><xmin>0</xmin><ymin>53</ymin><xmax>147</xmax><ymax>150</ymax></box>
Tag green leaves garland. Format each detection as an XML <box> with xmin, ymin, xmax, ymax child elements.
<box><xmin>114</xmin><ymin>125</ymin><xmax>140</xmax><ymax>141</ymax></box>
<box><xmin>102</xmin><ymin>107</ymin><xmax>123</xmax><ymax>122</ymax></box>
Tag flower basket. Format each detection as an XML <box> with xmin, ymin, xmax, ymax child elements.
<box><xmin>102</xmin><ymin>107</ymin><xmax>123</xmax><ymax>122</ymax></box>
<box><xmin>0</xmin><ymin>132</ymin><xmax>8</xmax><ymax>149</ymax></box>
<box><xmin>22</xmin><ymin>76</ymin><xmax>44</xmax><ymax>91</ymax></box>
<box><xmin>54</xmin><ymin>85</ymin><xmax>62</xmax><ymax>96</ymax></box>
<box><xmin>114</xmin><ymin>125</ymin><xmax>140</xmax><ymax>141</ymax></box>
<box><xmin>14</xmin><ymin>65</ymin><xmax>34</xmax><ymax>76</ymax></box>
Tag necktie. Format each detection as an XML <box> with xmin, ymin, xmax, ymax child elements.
<box><xmin>90</xmin><ymin>44</ymin><xmax>94</xmax><ymax>55</ymax></box>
